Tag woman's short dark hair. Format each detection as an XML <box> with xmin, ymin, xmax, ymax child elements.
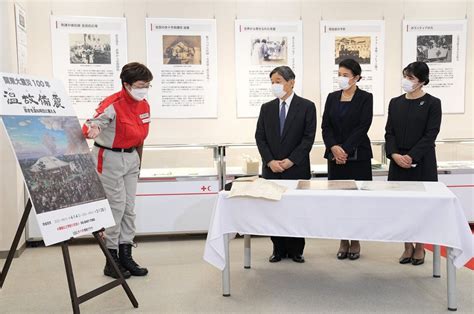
<box><xmin>403</xmin><ymin>61</ymin><xmax>430</xmax><ymax>85</ymax></box>
<box><xmin>269</xmin><ymin>66</ymin><xmax>295</xmax><ymax>81</ymax></box>
<box><xmin>339</xmin><ymin>58</ymin><xmax>362</xmax><ymax>82</ymax></box>
<box><xmin>120</xmin><ymin>62</ymin><xmax>153</xmax><ymax>86</ymax></box>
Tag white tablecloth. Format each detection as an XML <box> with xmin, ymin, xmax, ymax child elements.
<box><xmin>204</xmin><ymin>180</ymin><xmax>473</xmax><ymax>270</ymax></box>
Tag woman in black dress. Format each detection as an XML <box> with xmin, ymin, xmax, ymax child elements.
<box><xmin>385</xmin><ymin>61</ymin><xmax>442</xmax><ymax>266</ymax></box>
<box><xmin>322</xmin><ymin>58</ymin><xmax>373</xmax><ymax>260</ymax></box>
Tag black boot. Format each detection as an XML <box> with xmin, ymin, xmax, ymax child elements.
<box><xmin>104</xmin><ymin>249</ymin><xmax>131</xmax><ymax>279</ymax></box>
<box><xmin>119</xmin><ymin>244</ymin><xmax>148</xmax><ymax>276</ymax></box>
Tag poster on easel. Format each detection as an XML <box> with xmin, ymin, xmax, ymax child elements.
<box><xmin>146</xmin><ymin>18</ymin><xmax>218</xmax><ymax>118</ymax></box>
<box><xmin>235</xmin><ymin>20</ymin><xmax>303</xmax><ymax>118</ymax></box>
<box><xmin>50</xmin><ymin>16</ymin><xmax>128</xmax><ymax>118</ymax></box>
<box><xmin>0</xmin><ymin>72</ymin><xmax>115</xmax><ymax>246</ymax></box>
<box><xmin>403</xmin><ymin>20</ymin><xmax>467</xmax><ymax>114</ymax></box>
<box><xmin>14</xmin><ymin>3</ymin><xmax>27</xmax><ymax>74</ymax></box>
<box><xmin>320</xmin><ymin>20</ymin><xmax>385</xmax><ymax>115</ymax></box>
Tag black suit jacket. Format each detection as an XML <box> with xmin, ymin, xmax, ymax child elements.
<box><xmin>385</xmin><ymin>93</ymin><xmax>442</xmax><ymax>162</ymax></box>
<box><xmin>384</xmin><ymin>93</ymin><xmax>441</xmax><ymax>181</ymax></box>
<box><xmin>255</xmin><ymin>94</ymin><xmax>317</xmax><ymax>180</ymax></box>
<box><xmin>321</xmin><ymin>87</ymin><xmax>373</xmax><ymax>160</ymax></box>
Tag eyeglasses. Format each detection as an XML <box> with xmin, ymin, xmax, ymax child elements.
<box><xmin>132</xmin><ymin>84</ymin><xmax>152</xmax><ymax>89</ymax></box>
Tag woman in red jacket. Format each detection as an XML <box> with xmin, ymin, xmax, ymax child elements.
<box><xmin>83</xmin><ymin>62</ymin><xmax>153</xmax><ymax>278</ymax></box>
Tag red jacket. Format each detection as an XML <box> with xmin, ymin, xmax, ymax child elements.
<box><xmin>82</xmin><ymin>88</ymin><xmax>150</xmax><ymax>149</ymax></box>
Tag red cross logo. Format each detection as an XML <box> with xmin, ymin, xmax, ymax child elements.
<box><xmin>200</xmin><ymin>185</ymin><xmax>212</xmax><ymax>192</ymax></box>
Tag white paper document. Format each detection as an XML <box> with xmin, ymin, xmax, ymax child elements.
<box><xmin>228</xmin><ymin>178</ymin><xmax>287</xmax><ymax>201</ymax></box>
<box><xmin>146</xmin><ymin>18</ymin><xmax>218</xmax><ymax>118</ymax></box>
<box><xmin>50</xmin><ymin>16</ymin><xmax>128</xmax><ymax>118</ymax></box>
<box><xmin>402</xmin><ymin>20</ymin><xmax>467</xmax><ymax>113</ymax></box>
<box><xmin>320</xmin><ymin>20</ymin><xmax>385</xmax><ymax>115</ymax></box>
<box><xmin>235</xmin><ymin>20</ymin><xmax>303</xmax><ymax>118</ymax></box>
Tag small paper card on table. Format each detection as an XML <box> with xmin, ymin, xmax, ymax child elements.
<box><xmin>360</xmin><ymin>181</ymin><xmax>426</xmax><ymax>192</ymax></box>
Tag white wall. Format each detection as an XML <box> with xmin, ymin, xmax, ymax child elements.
<box><xmin>23</xmin><ymin>0</ymin><xmax>473</xmax><ymax>146</ymax></box>
<box><xmin>0</xmin><ymin>0</ymin><xmax>26</xmax><ymax>253</ymax></box>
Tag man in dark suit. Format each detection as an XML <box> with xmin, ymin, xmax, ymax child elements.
<box><xmin>255</xmin><ymin>66</ymin><xmax>317</xmax><ymax>263</ymax></box>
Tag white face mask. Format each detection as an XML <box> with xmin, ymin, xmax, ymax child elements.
<box><xmin>337</xmin><ymin>76</ymin><xmax>353</xmax><ymax>90</ymax></box>
<box><xmin>129</xmin><ymin>87</ymin><xmax>149</xmax><ymax>101</ymax></box>
<box><xmin>401</xmin><ymin>78</ymin><xmax>419</xmax><ymax>93</ymax></box>
<box><xmin>271</xmin><ymin>83</ymin><xmax>287</xmax><ymax>99</ymax></box>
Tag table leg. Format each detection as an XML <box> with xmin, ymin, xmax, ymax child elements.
<box><xmin>446</xmin><ymin>247</ymin><xmax>457</xmax><ymax>311</ymax></box>
<box><xmin>244</xmin><ymin>235</ymin><xmax>251</xmax><ymax>269</ymax></box>
<box><xmin>433</xmin><ymin>245</ymin><xmax>441</xmax><ymax>278</ymax></box>
<box><xmin>222</xmin><ymin>233</ymin><xmax>231</xmax><ymax>297</ymax></box>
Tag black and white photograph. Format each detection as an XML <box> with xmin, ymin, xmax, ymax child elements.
<box><xmin>2</xmin><ymin>115</ymin><xmax>107</xmax><ymax>214</ymax></box>
<box><xmin>69</xmin><ymin>33</ymin><xmax>111</xmax><ymax>64</ymax></box>
<box><xmin>416</xmin><ymin>35</ymin><xmax>452</xmax><ymax>63</ymax></box>
<box><xmin>250</xmin><ymin>37</ymin><xmax>287</xmax><ymax>65</ymax></box>
<box><xmin>335</xmin><ymin>36</ymin><xmax>371</xmax><ymax>64</ymax></box>
<box><xmin>162</xmin><ymin>35</ymin><xmax>202</xmax><ymax>65</ymax></box>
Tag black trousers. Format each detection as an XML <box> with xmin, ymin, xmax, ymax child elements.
<box><xmin>271</xmin><ymin>236</ymin><xmax>305</xmax><ymax>256</ymax></box>
<box><xmin>264</xmin><ymin>168</ymin><xmax>310</xmax><ymax>257</ymax></box>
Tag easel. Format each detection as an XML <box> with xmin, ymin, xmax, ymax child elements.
<box><xmin>0</xmin><ymin>199</ymin><xmax>139</xmax><ymax>313</ymax></box>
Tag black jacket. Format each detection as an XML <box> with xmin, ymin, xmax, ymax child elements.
<box><xmin>321</xmin><ymin>87</ymin><xmax>373</xmax><ymax>160</ymax></box>
<box><xmin>255</xmin><ymin>94</ymin><xmax>317</xmax><ymax>180</ymax></box>
<box><xmin>384</xmin><ymin>93</ymin><xmax>442</xmax><ymax>181</ymax></box>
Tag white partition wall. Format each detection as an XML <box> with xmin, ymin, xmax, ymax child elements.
<box><xmin>0</xmin><ymin>1</ymin><xmax>26</xmax><ymax>254</ymax></box>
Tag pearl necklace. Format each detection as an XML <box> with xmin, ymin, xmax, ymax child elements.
<box><xmin>341</xmin><ymin>91</ymin><xmax>354</xmax><ymax>100</ymax></box>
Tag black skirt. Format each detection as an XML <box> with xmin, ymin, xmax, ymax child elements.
<box><xmin>388</xmin><ymin>148</ymin><xmax>438</xmax><ymax>182</ymax></box>
<box><xmin>327</xmin><ymin>159</ymin><xmax>372</xmax><ymax>181</ymax></box>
